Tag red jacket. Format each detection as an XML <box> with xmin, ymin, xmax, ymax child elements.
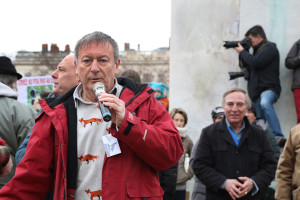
<box><xmin>0</xmin><ymin>78</ymin><xmax>183</xmax><ymax>200</ymax></box>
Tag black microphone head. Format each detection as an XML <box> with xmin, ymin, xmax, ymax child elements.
<box><xmin>93</xmin><ymin>82</ymin><xmax>105</xmax><ymax>96</ymax></box>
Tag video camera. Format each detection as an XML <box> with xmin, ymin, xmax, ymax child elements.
<box><xmin>223</xmin><ymin>37</ymin><xmax>252</xmax><ymax>80</ymax></box>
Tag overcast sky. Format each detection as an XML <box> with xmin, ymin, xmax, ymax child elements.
<box><xmin>0</xmin><ymin>0</ymin><xmax>171</xmax><ymax>55</ymax></box>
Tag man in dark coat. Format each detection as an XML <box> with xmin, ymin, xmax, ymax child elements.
<box><xmin>234</xmin><ymin>25</ymin><xmax>283</xmax><ymax>139</ymax></box>
<box><xmin>192</xmin><ymin>88</ymin><xmax>276</xmax><ymax>200</ymax></box>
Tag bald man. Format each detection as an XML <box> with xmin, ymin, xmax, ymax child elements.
<box><xmin>51</xmin><ymin>53</ymin><xmax>79</xmax><ymax>97</ymax></box>
<box><xmin>15</xmin><ymin>53</ymin><xmax>79</xmax><ymax>164</ymax></box>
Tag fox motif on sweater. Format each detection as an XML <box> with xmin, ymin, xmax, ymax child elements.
<box><xmin>78</xmin><ymin>154</ymin><xmax>99</xmax><ymax>164</ymax></box>
<box><xmin>85</xmin><ymin>189</ymin><xmax>102</xmax><ymax>199</ymax></box>
<box><xmin>79</xmin><ymin>118</ymin><xmax>102</xmax><ymax>127</ymax></box>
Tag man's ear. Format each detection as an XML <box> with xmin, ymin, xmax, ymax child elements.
<box><xmin>74</xmin><ymin>60</ymin><xmax>79</xmax><ymax>75</ymax></box>
<box><xmin>115</xmin><ymin>59</ymin><xmax>120</xmax><ymax>75</ymax></box>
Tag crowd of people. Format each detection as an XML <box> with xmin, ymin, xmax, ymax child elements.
<box><xmin>0</xmin><ymin>25</ymin><xmax>299</xmax><ymax>200</ymax></box>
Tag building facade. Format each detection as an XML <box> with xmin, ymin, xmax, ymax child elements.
<box><xmin>14</xmin><ymin>43</ymin><xmax>170</xmax><ymax>86</ymax></box>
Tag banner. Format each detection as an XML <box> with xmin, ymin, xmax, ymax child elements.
<box><xmin>17</xmin><ymin>76</ymin><xmax>54</xmax><ymax>108</ymax></box>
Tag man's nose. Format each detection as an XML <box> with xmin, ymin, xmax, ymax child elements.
<box><xmin>232</xmin><ymin>104</ymin><xmax>238</xmax><ymax>111</ymax></box>
<box><xmin>91</xmin><ymin>60</ymin><xmax>100</xmax><ymax>72</ymax></box>
<box><xmin>51</xmin><ymin>69</ymin><xmax>58</xmax><ymax>79</ymax></box>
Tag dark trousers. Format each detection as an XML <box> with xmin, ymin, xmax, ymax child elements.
<box><xmin>174</xmin><ymin>190</ymin><xmax>185</xmax><ymax>200</ymax></box>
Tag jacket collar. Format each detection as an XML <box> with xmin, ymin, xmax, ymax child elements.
<box><xmin>218</xmin><ymin>117</ymin><xmax>251</xmax><ymax>148</ymax></box>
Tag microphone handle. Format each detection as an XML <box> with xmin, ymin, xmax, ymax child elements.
<box><xmin>96</xmin><ymin>94</ymin><xmax>112</xmax><ymax>122</ymax></box>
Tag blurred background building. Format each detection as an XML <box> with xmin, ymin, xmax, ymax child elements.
<box><xmin>13</xmin><ymin>43</ymin><xmax>169</xmax><ymax>85</ymax></box>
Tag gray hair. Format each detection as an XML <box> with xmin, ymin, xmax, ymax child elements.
<box><xmin>222</xmin><ymin>88</ymin><xmax>251</xmax><ymax>109</ymax></box>
<box><xmin>0</xmin><ymin>74</ymin><xmax>17</xmax><ymax>90</ymax></box>
<box><xmin>74</xmin><ymin>31</ymin><xmax>119</xmax><ymax>64</ymax></box>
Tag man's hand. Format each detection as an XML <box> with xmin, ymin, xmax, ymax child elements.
<box><xmin>237</xmin><ymin>176</ymin><xmax>254</xmax><ymax>198</ymax></box>
<box><xmin>224</xmin><ymin>179</ymin><xmax>243</xmax><ymax>200</ymax></box>
<box><xmin>234</xmin><ymin>42</ymin><xmax>244</xmax><ymax>53</ymax></box>
<box><xmin>97</xmin><ymin>93</ymin><xmax>125</xmax><ymax>127</ymax></box>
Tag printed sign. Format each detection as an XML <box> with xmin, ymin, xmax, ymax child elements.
<box><xmin>17</xmin><ymin>76</ymin><xmax>54</xmax><ymax>108</ymax></box>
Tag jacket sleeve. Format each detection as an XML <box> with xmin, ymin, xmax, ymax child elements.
<box><xmin>0</xmin><ymin>113</ymin><xmax>54</xmax><ymax>200</ymax></box>
<box><xmin>191</xmin><ymin>129</ymin><xmax>227</xmax><ymax>191</ymax></box>
<box><xmin>15</xmin><ymin>128</ymin><xmax>32</xmax><ymax>165</ymax></box>
<box><xmin>285</xmin><ymin>40</ymin><xmax>300</xmax><ymax>69</ymax></box>
<box><xmin>239</xmin><ymin>43</ymin><xmax>278</xmax><ymax>70</ymax></box>
<box><xmin>111</xmin><ymin>96</ymin><xmax>183</xmax><ymax>171</ymax></box>
<box><xmin>189</xmin><ymin>138</ymin><xmax>199</xmax><ymax>168</ymax></box>
<box><xmin>275</xmin><ymin>127</ymin><xmax>297</xmax><ymax>200</ymax></box>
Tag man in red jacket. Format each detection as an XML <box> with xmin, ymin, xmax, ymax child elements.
<box><xmin>0</xmin><ymin>31</ymin><xmax>183</xmax><ymax>200</ymax></box>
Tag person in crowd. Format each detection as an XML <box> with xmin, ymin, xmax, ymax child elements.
<box><xmin>285</xmin><ymin>39</ymin><xmax>300</xmax><ymax>124</ymax></box>
<box><xmin>148</xmin><ymin>82</ymin><xmax>169</xmax><ymax>110</ymax></box>
<box><xmin>169</xmin><ymin>108</ymin><xmax>194</xmax><ymax>200</ymax></box>
<box><xmin>158</xmin><ymin>162</ymin><xmax>178</xmax><ymax>200</ymax></box>
<box><xmin>246</xmin><ymin>104</ymin><xmax>281</xmax><ymax>162</ymax></box>
<box><xmin>192</xmin><ymin>88</ymin><xmax>277</xmax><ymax>200</ymax></box>
<box><xmin>15</xmin><ymin>53</ymin><xmax>80</xmax><ymax>165</ymax></box>
<box><xmin>233</xmin><ymin>25</ymin><xmax>283</xmax><ymax>139</ymax></box>
<box><xmin>190</xmin><ymin>106</ymin><xmax>225</xmax><ymax>200</ymax></box>
<box><xmin>0</xmin><ymin>56</ymin><xmax>36</xmax><ymax>188</ymax></box>
<box><xmin>0</xmin><ymin>31</ymin><xmax>183</xmax><ymax>200</ymax></box>
<box><xmin>211</xmin><ymin>106</ymin><xmax>225</xmax><ymax>123</ymax></box>
<box><xmin>32</xmin><ymin>90</ymin><xmax>51</xmax><ymax>113</ymax></box>
<box><xmin>120</xmin><ymin>69</ymin><xmax>142</xmax><ymax>83</ymax></box>
<box><xmin>275</xmin><ymin>123</ymin><xmax>300</xmax><ymax>200</ymax></box>
<box><xmin>0</xmin><ymin>140</ymin><xmax>12</xmax><ymax>178</ymax></box>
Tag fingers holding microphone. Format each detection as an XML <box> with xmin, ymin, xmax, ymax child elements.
<box><xmin>97</xmin><ymin>93</ymin><xmax>125</xmax><ymax>126</ymax></box>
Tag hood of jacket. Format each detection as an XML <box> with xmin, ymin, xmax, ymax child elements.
<box><xmin>0</xmin><ymin>82</ymin><xmax>17</xmax><ymax>98</ymax></box>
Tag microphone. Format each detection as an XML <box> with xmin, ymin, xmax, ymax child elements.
<box><xmin>93</xmin><ymin>82</ymin><xmax>112</xmax><ymax>122</ymax></box>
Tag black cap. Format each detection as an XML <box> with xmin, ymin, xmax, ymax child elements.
<box><xmin>0</xmin><ymin>56</ymin><xmax>22</xmax><ymax>80</ymax></box>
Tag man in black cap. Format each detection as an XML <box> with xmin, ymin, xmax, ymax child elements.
<box><xmin>0</xmin><ymin>56</ymin><xmax>36</xmax><ymax>188</ymax></box>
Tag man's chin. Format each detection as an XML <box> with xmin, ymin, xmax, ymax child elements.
<box><xmin>228</xmin><ymin>118</ymin><xmax>242</xmax><ymax>124</ymax></box>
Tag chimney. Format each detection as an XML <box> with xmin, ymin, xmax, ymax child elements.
<box><xmin>65</xmin><ymin>44</ymin><xmax>70</xmax><ymax>52</ymax></box>
<box><xmin>42</xmin><ymin>44</ymin><xmax>48</xmax><ymax>53</ymax></box>
<box><xmin>50</xmin><ymin>44</ymin><xmax>59</xmax><ymax>53</ymax></box>
<box><xmin>137</xmin><ymin>44</ymin><xmax>140</xmax><ymax>51</ymax></box>
<box><xmin>124</xmin><ymin>43</ymin><xmax>130</xmax><ymax>51</ymax></box>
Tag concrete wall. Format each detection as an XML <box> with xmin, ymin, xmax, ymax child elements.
<box><xmin>170</xmin><ymin>0</ymin><xmax>240</xmax><ymax>141</ymax></box>
<box><xmin>170</xmin><ymin>0</ymin><xmax>300</xmax><ymax>142</ymax></box>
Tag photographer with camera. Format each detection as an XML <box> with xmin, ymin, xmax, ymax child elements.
<box><xmin>233</xmin><ymin>25</ymin><xmax>284</xmax><ymax>139</ymax></box>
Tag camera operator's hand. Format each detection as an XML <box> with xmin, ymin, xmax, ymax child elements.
<box><xmin>234</xmin><ymin>43</ymin><xmax>244</xmax><ymax>53</ymax></box>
